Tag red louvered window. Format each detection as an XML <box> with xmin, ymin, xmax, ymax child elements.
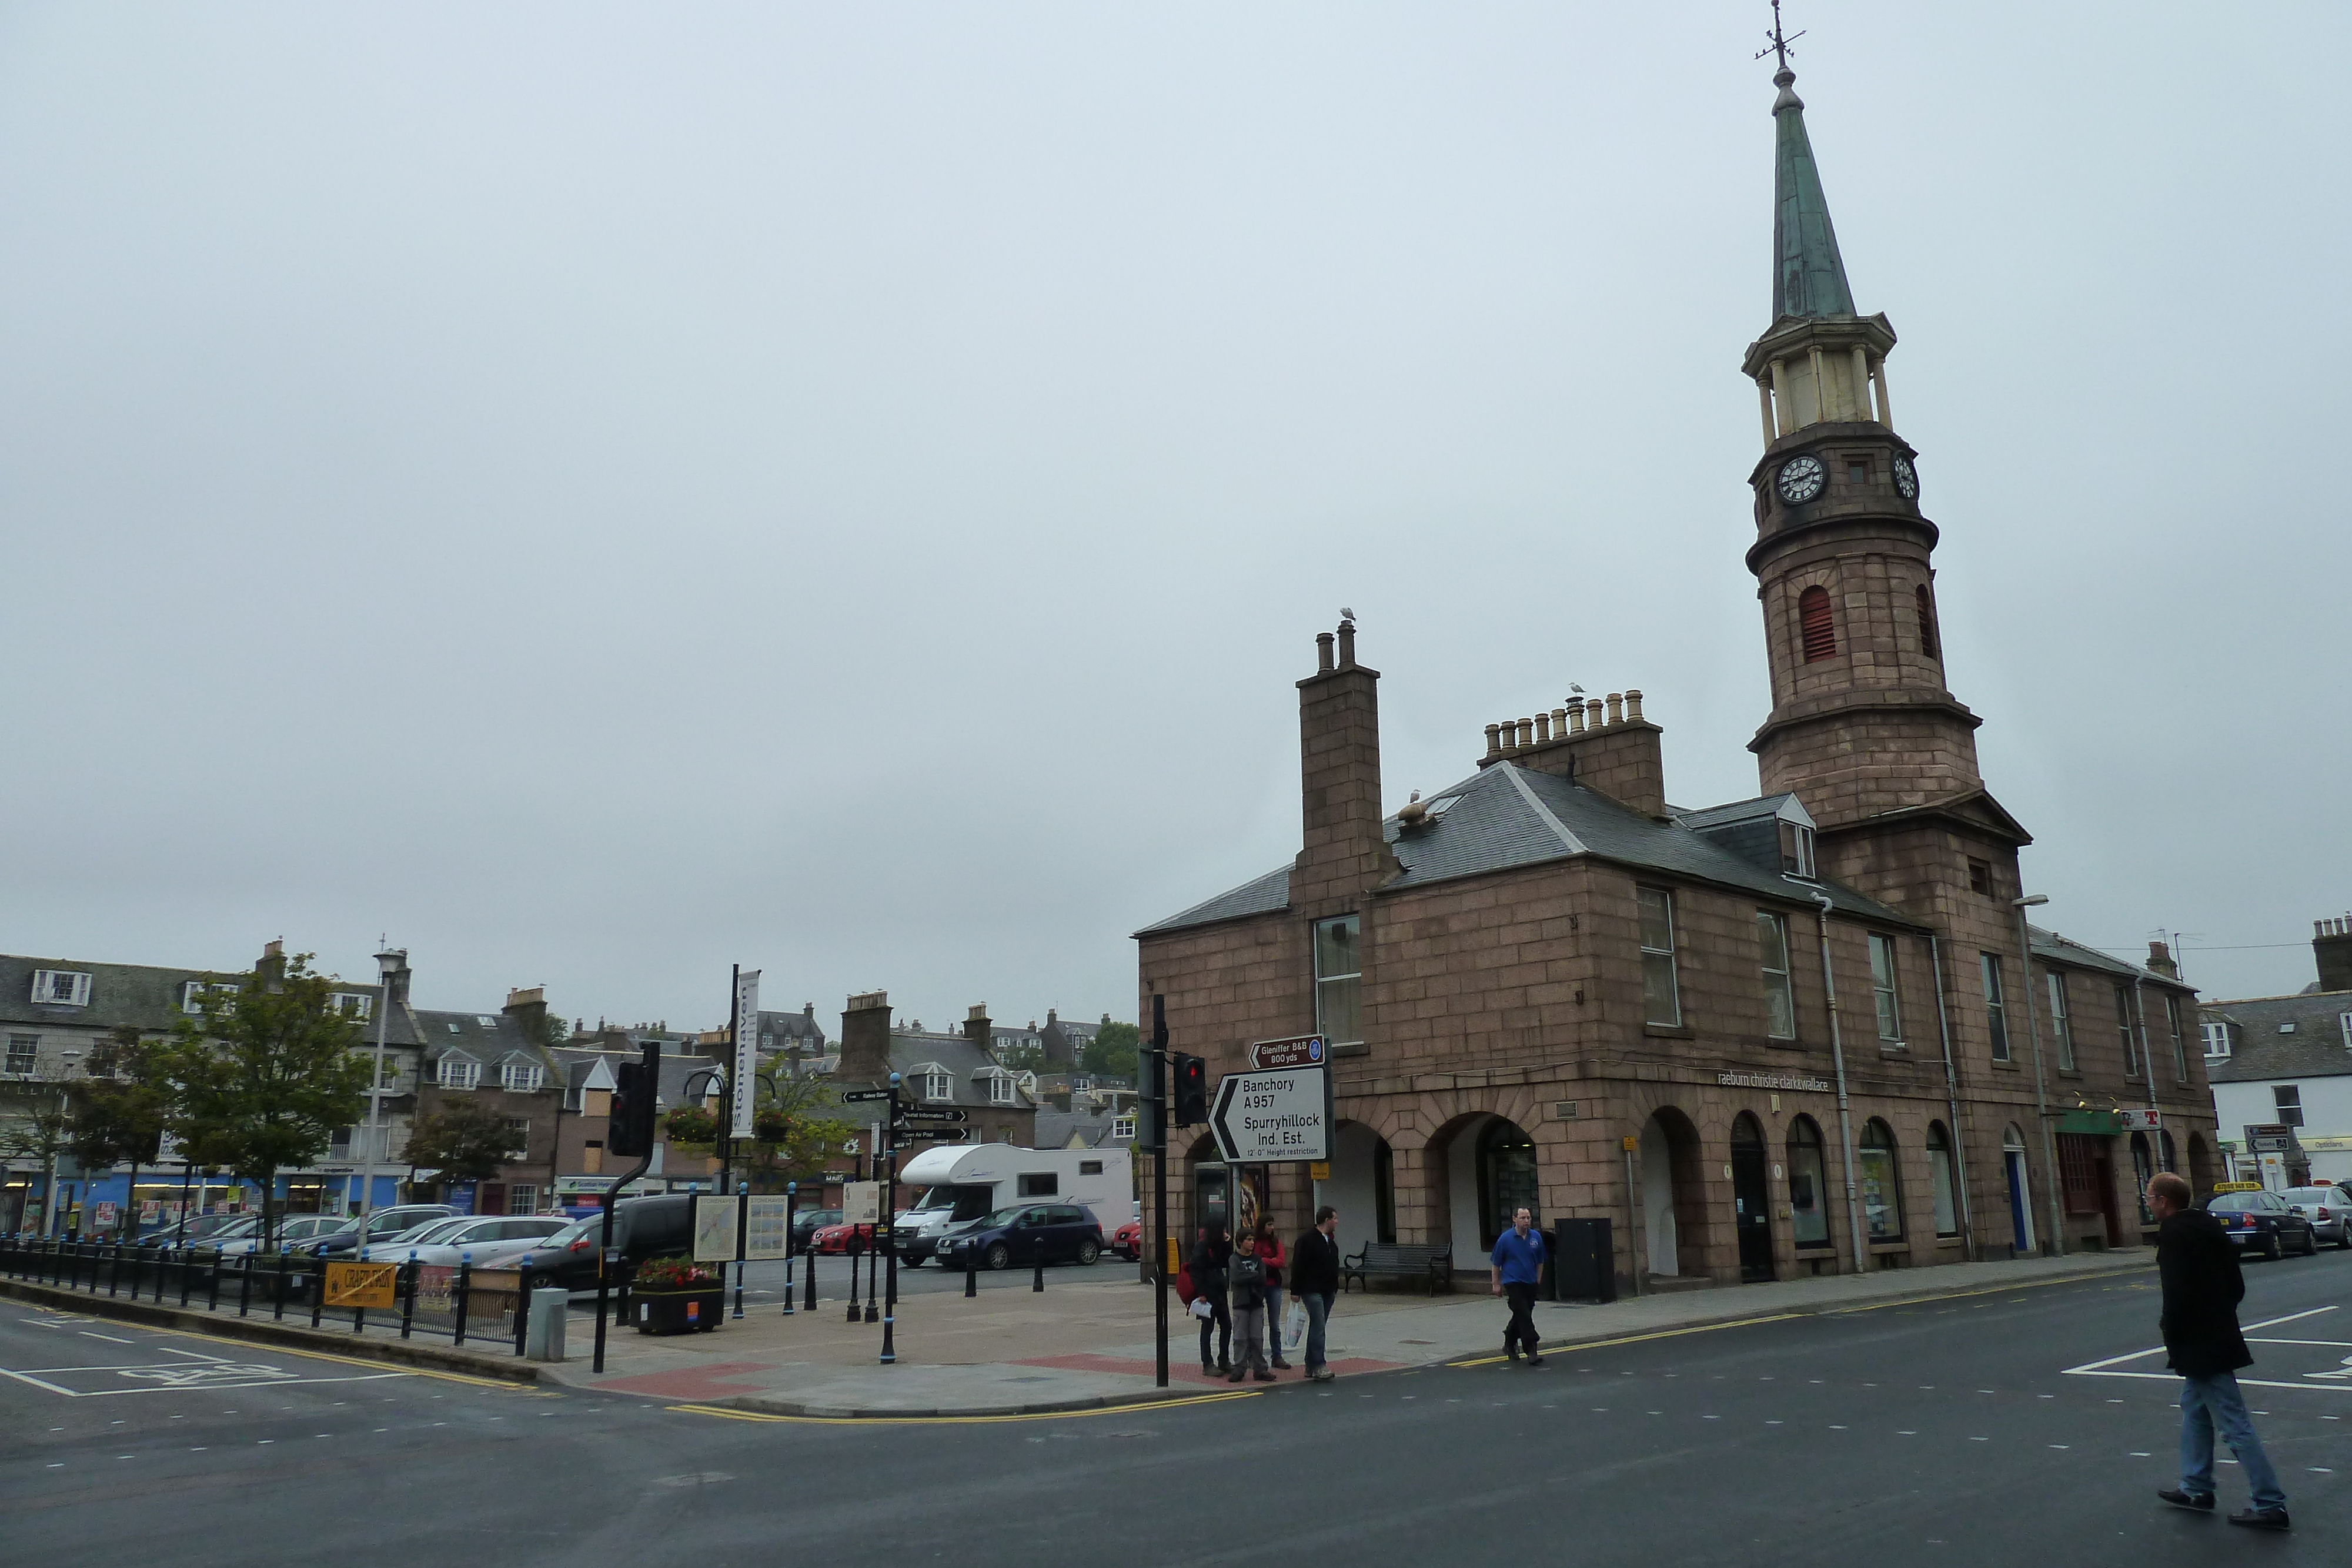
<box><xmin>1798</xmin><ymin>586</ymin><xmax>1837</xmax><ymax>663</ymax></box>
<box><xmin>1916</xmin><ymin>584</ymin><xmax>1940</xmax><ymax>658</ymax></box>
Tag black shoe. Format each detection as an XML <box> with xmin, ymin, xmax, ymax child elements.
<box><xmin>2227</xmin><ymin>1508</ymin><xmax>2290</xmax><ymax>1532</ymax></box>
<box><xmin>1505</xmin><ymin>1346</ymin><xmax>1521</xmax><ymax>1362</ymax></box>
<box><xmin>1525</xmin><ymin>1354</ymin><xmax>1545</xmax><ymax>1367</ymax></box>
<box><xmin>1252</xmin><ymin>1369</ymin><xmax>1277</xmax><ymax>1382</ymax></box>
<box><xmin>1202</xmin><ymin>1363</ymin><xmax>1217</xmax><ymax>1378</ymax></box>
<box><xmin>2156</xmin><ymin>1489</ymin><xmax>2214</xmax><ymax>1512</ymax></box>
<box><xmin>1271</xmin><ymin>1358</ymin><xmax>1292</xmax><ymax>1370</ymax></box>
<box><xmin>1226</xmin><ymin>1370</ymin><xmax>1245</xmax><ymax>1383</ymax></box>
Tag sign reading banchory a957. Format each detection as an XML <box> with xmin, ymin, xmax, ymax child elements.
<box><xmin>1210</xmin><ymin>1044</ymin><xmax>1332</xmax><ymax>1164</ymax></box>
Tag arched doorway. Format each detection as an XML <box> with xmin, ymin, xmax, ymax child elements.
<box><xmin>1476</xmin><ymin>1120</ymin><xmax>1538</xmax><ymax>1248</ymax></box>
<box><xmin>1730</xmin><ymin>1113</ymin><xmax>1773</xmax><ymax>1282</ymax></box>
<box><xmin>1324</xmin><ymin>1121</ymin><xmax>1395</xmax><ymax>1262</ymax></box>
<box><xmin>2187</xmin><ymin>1132</ymin><xmax>2216</xmax><ymax>1198</ymax></box>
<box><xmin>2002</xmin><ymin>1124</ymin><xmax>2037</xmax><ymax>1255</ymax></box>
<box><xmin>1786</xmin><ymin>1115</ymin><xmax>1833</xmax><ymax>1253</ymax></box>
<box><xmin>1638</xmin><ymin>1109</ymin><xmax>1704</xmax><ymax>1277</ymax></box>
<box><xmin>1185</xmin><ymin>1134</ymin><xmax>1229</xmax><ymax>1246</ymax></box>
<box><xmin>2130</xmin><ymin>1132</ymin><xmax>2156</xmax><ymax>1226</ymax></box>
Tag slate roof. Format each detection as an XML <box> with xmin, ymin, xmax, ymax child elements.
<box><xmin>0</xmin><ymin>951</ymin><xmax>423</xmax><ymax>1044</ymax></box>
<box><xmin>413</xmin><ymin>1009</ymin><xmax>549</xmax><ymax>1071</ymax></box>
<box><xmin>2202</xmin><ymin>991</ymin><xmax>2352</xmax><ymax>1084</ymax></box>
<box><xmin>1138</xmin><ymin>763</ymin><xmax>1916</xmax><ymax>937</ymax></box>
<box><xmin>1034</xmin><ymin>1110</ymin><xmax>1132</xmax><ymax>1150</ymax></box>
<box><xmin>2027</xmin><ymin>927</ymin><xmax>2190</xmax><ymax>990</ymax></box>
<box><xmin>834</xmin><ymin>1030</ymin><xmax>1036</xmax><ymax>1113</ymax></box>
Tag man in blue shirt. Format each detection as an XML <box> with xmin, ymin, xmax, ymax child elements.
<box><xmin>1489</xmin><ymin>1207</ymin><xmax>1547</xmax><ymax>1366</ymax></box>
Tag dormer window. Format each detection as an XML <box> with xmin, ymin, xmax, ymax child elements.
<box><xmin>329</xmin><ymin>992</ymin><xmax>373</xmax><ymax>1021</ymax></box>
<box><xmin>500</xmin><ymin>1059</ymin><xmax>543</xmax><ymax>1093</ymax></box>
<box><xmin>2200</xmin><ymin>1021</ymin><xmax>2230</xmax><ymax>1059</ymax></box>
<box><xmin>1779</xmin><ymin>821</ymin><xmax>1817</xmax><ymax>880</ymax></box>
<box><xmin>30</xmin><ymin>970</ymin><xmax>91</xmax><ymax>1007</ymax></box>
<box><xmin>182</xmin><ymin>979</ymin><xmax>238</xmax><ymax>1014</ymax></box>
<box><xmin>436</xmin><ymin>1054</ymin><xmax>481</xmax><ymax>1091</ymax></box>
<box><xmin>924</xmin><ymin>1071</ymin><xmax>951</xmax><ymax>1102</ymax></box>
<box><xmin>989</xmin><ymin>1073</ymin><xmax>1015</xmax><ymax>1106</ymax></box>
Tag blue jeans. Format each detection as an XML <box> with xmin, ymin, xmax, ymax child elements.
<box><xmin>2180</xmin><ymin>1372</ymin><xmax>2286</xmax><ymax>1510</ymax></box>
<box><xmin>1303</xmin><ymin>1290</ymin><xmax>1335</xmax><ymax>1372</ymax></box>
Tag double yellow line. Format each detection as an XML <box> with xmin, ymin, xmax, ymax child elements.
<box><xmin>665</xmin><ymin>1388</ymin><xmax>1262</xmax><ymax>1426</ymax></box>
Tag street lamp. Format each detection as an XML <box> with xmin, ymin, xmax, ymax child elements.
<box><xmin>360</xmin><ymin>947</ymin><xmax>403</xmax><ymax>1226</ymax></box>
<box><xmin>681</xmin><ymin>1067</ymin><xmax>729</xmax><ymax>1193</ymax></box>
<box><xmin>2012</xmin><ymin>893</ymin><xmax>2066</xmax><ymax>1258</ymax></box>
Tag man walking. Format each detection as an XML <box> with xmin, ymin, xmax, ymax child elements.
<box><xmin>1489</xmin><ymin>1206</ymin><xmax>1546</xmax><ymax>1366</ymax></box>
<box><xmin>2149</xmin><ymin>1172</ymin><xmax>2288</xmax><ymax>1530</ymax></box>
<box><xmin>1292</xmin><ymin>1205</ymin><xmax>1342</xmax><ymax>1382</ymax></box>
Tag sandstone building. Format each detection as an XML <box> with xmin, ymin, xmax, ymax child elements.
<box><xmin>1135</xmin><ymin>62</ymin><xmax>2214</xmax><ymax>1292</ymax></box>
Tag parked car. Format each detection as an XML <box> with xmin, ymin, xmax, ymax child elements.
<box><xmin>791</xmin><ymin>1207</ymin><xmax>842</xmax><ymax>1251</ymax></box>
<box><xmin>191</xmin><ymin>1215</ymin><xmax>265</xmax><ymax>1251</ymax></box>
<box><xmin>810</xmin><ymin>1221</ymin><xmax>881</xmax><ymax>1255</ymax></box>
<box><xmin>941</xmin><ymin>1203</ymin><xmax>1104</xmax><ymax>1271</ymax></box>
<box><xmin>508</xmin><ymin>1193</ymin><xmax>696</xmax><ymax>1290</ymax></box>
<box><xmin>1112</xmin><ymin>1219</ymin><xmax>1142</xmax><ymax>1261</ymax></box>
<box><xmin>2204</xmin><ymin>1189</ymin><xmax>2319</xmax><ymax>1259</ymax></box>
<box><xmin>385</xmin><ymin>1215</ymin><xmax>572</xmax><ymax>1269</ymax></box>
<box><xmin>138</xmin><ymin>1212</ymin><xmax>252</xmax><ymax>1249</ymax></box>
<box><xmin>2279</xmin><ymin>1185</ymin><xmax>2352</xmax><ymax>1250</ymax></box>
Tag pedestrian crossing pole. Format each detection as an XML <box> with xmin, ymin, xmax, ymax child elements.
<box><xmin>1148</xmin><ymin>994</ymin><xmax>1171</xmax><ymax>1389</ymax></box>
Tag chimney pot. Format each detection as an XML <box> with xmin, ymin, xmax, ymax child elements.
<box><xmin>1586</xmin><ymin>698</ymin><xmax>1603</xmax><ymax>730</ymax></box>
<box><xmin>1517</xmin><ymin>718</ymin><xmax>1534</xmax><ymax>748</ymax></box>
<box><xmin>1484</xmin><ymin>723</ymin><xmax>1502</xmax><ymax>760</ymax></box>
<box><xmin>1625</xmin><ymin>688</ymin><xmax>1645</xmax><ymax>723</ymax></box>
<box><xmin>1567</xmin><ymin>703</ymin><xmax>1585</xmax><ymax>735</ymax></box>
<box><xmin>1605</xmin><ymin>693</ymin><xmax>1624</xmax><ymax>726</ymax></box>
<box><xmin>1534</xmin><ymin>711</ymin><xmax>1552</xmax><ymax>744</ymax></box>
<box><xmin>1336</xmin><ymin>620</ymin><xmax>1357</xmax><ymax>668</ymax></box>
<box><xmin>1315</xmin><ymin>632</ymin><xmax>1335</xmax><ymax>674</ymax></box>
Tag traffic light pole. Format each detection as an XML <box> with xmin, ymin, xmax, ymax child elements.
<box><xmin>590</xmin><ymin>1148</ymin><xmax>650</xmax><ymax>1374</ymax></box>
<box><xmin>592</xmin><ymin>1038</ymin><xmax>662</xmax><ymax>1375</ymax></box>
<box><xmin>880</xmin><ymin>1074</ymin><xmax>901</xmax><ymax>1365</ymax></box>
<box><xmin>1150</xmin><ymin>994</ymin><xmax>1170</xmax><ymax>1390</ymax></box>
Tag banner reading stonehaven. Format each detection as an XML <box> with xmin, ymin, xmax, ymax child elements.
<box><xmin>733</xmin><ymin>968</ymin><xmax>761</xmax><ymax>1140</ymax></box>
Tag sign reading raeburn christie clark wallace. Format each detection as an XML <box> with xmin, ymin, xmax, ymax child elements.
<box><xmin>1211</xmin><ymin>1037</ymin><xmax>1333</xmax><ymax>1163</ymax></box>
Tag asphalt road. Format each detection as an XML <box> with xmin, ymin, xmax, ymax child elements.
<box><xmin>8</xmin><ymin>1247</ymin><xmax>2347</xmax><ymax>1566</ymax></box>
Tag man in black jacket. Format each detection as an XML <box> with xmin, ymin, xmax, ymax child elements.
<box><xmin>2149</xmin><ymin>1172</ymin><xmax>2288</xmax><ymax>1530</ymax></box>
<box><xmin>1291</xmin><ymin>1206</ymin><xmax>1342</xmax><ymax>1382</ymax></box>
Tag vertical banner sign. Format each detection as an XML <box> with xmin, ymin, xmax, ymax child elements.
<box><xmin>732</xmin><ymin>968</ymin><xmax>761</xmax><ymax>1140</ymax></box>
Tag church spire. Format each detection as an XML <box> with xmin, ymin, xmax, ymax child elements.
<box><xmin>1769</xmin><ymin>65</ymin><xmax>1855</xmax><ymax>321</ymax></box>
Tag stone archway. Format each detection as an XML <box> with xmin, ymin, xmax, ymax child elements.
<box><xmin>1638</xmin><ymin>1107</ymin><xmax>1708</xmax><ymax>1278</ymax></box>
<box><xmin>1422</xmin><ymin>1110</ymin><xmax>1541</xmax><ymax>1260</ymax></box>
<box><xmin>1324</xmin><ymin>1119</ymin><xmax>1395</xmax><ymax>1261</ymax></box>
<box><xmin>2187</xmin><ymin>1131</ymin><xmax>2216</xmax><ymax>1198</ymax></box>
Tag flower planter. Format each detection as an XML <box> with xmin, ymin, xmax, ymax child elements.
<box><xmin>633</xmin><ymin>1285</ymin><xmax>725</xmax><ymax>1335</ymax></box>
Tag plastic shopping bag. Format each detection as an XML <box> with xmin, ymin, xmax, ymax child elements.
<box><xmin>1284</xmin><ymin>1300</ymin><xmax>1307</xmax><ymax>1349</ymax></box>
<box><xmin>1188</xmin><ymin>1296</ymin><xmax>1214</xmax><ymax>1321</ymax></box>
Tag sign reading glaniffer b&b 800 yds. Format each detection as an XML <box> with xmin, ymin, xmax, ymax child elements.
<box><xmin>1210</xmin><ymin>1037</ymin><xmax>1332</xmax><ymax>1163</ymax></box>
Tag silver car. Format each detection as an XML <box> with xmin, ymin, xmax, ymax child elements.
<box><xmin>380</xmin><ymin>1215</ymin><xmax>573</xmax><ymax>1270</ymax></box>
<box><xmin>2280</xmin><ymin>1185</ymin><xmax>2352</xmax><ymax>1249</ymax></box>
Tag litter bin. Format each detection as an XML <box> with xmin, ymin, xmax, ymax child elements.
<box><xmin>525</xmin><ymin>1286</ymin><xmax>569</xmax><ymax>1361</ymax></box>
<box><xmin>1551</xmin><ymin>1217</ymin><xmax>1616</xmax><ymax>1304</ymax></box>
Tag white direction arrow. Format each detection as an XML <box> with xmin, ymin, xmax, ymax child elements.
<box><xmin>1210</xmin><ymin>1064</ymin><xmax>1331</xmax><ymax>1164</ymax></box>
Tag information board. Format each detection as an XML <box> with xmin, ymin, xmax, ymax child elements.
<box><xmin>744</xmin><ymin>1196</ymin><xmax>793</xmax><ymax>1260</ymax></box>
<box><xmin>691</xmin><ymin>1195</ymin><xmax>740</xmax><ymax>1263</ymax></box>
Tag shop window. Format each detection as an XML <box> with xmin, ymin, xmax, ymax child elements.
<box><xmin>2047</xmin><ymin>971</ymin><xmax>2075</xmax><ymax>1071</ymax></box>
<box><xmin>2057</xmin><ymin>1134</ymin><xmax>2104</xmax><ymax>1216</ymax></box>
<box><xmin>1756</xmin><ymin>911</ymin><xmax>1797</xmax><ymax>1039</ymax></box>
<box><xmin>1374</xmin><ymin>1139</ymin><xmax>1397</xmax><ymax>1245</ymax></box>
<box><xmin>509</xmin><ymin>1185</ymin><xmax>539</xmax><ymax>1216</ymax></box>
<box><xmin>1313</xmin><ymin>915</ymin><xmax>1362</xmax><ymax>1047</ymax></box>
<box><xmin>1857</xmin><ymin>1119</ymin><xmax>1905</xmax><ymax>1242</ymax></box>
<box><xmin>1926</xmin><ymin>1121</ymin><xmax>1960</xmax><ymax>1238</ymax></box>
<box><xmin>1475</xmin><ymin>1121</ymin><xmax>1539</xmax><ymax>1251</ymax></box>
<box><xmin>1639</xmin><ymin>887</ymin><xmax>1680</xmax><ymax>1027</ymax></box>
<box><xmin>1787</xmin><ymin>1116</ymin><xmax>1831</xmax><ymax>1249</ymax></box>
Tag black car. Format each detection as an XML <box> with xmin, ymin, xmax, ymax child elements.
<box><xmin>509</xmin><ymin>1194</ymin><xmax>696</xmax><ymax>1290</ymax></box>
<box><xmin>2205</xmin><ymin>1189</ymin><xmax>2320</xmax><ymax>1259</ymax></box>
<box><xmin>941</xmin><ymin>1203</ymin><xmax>1104</xmax><ymax>1271</ymax></box>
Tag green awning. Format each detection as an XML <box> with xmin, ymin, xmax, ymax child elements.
<box><xmin>2059</xmin><ymin>1110</ymin><xmax>2123</xmax><ymax>1135</ymax></box>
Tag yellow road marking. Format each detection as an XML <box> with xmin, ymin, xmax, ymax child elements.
<box><xmin>1448</xmin><ymin>1312</ymin><xmax>1806</xmax><ymax>1368</ymax></box>
<box><xmin>662</xmin><ymin>1388</ymin><xmax>1262</xmax><ymax>1425</ymax></box>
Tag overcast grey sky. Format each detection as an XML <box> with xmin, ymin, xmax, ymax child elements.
<box><xmin>3</xmin><ymin>4</ymin><xmax>2345</xmax><ymax>1033</ymax></box>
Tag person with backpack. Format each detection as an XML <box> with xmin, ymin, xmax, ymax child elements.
<box><xmin>1188</xmin><ymin>1222</ymin><xmax>1232</xmax><ymax>1378</ymax></box>
<box><xmin>1225</xmin><ymin>1232</ymin><xmax>1275</xmax><ymax>1382</ymax></box>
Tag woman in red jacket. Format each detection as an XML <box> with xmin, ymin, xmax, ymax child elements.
<box><xmin>1254</xmin><ymin>1217</ymin><xmax>1292</xmax><ymax>1371</ymax></box>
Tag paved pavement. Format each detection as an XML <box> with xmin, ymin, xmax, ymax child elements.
<box><xmin>6</xmin><ymin>1243</ymin><xmax>2344</xmax><ymax>1565</ymax></box>
<box><xmin>547</xmin><ymin>1247</ymin><xmax>2164</xmax><ymax>1415</ymax></box>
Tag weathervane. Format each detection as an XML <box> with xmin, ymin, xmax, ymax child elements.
<box><xmin>1755</xmin><ymin>0</ymin><xmax>1805</xmax><ymax>69</ymax></box>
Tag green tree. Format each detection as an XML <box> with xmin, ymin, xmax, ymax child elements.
<box><xmin>1082</xmin><ymin>1021</ymin><xmax>1139</xmax><ymax>1080</ymax></box>
<box><xmin>737</xmin><ymin>1061</ymin><xmax>855</xmax><ymax>1189</ymax></box>
<box><xmin>164</xmin><ymin>951</ymin><xmax>374</xmax><ymax>1249</ymax></box>
<box><xmin>70</xmin><ymin>1028</ymin><xmax>172</xmax><ymax>1240</ymax></box>
<box><xmin>402</xmin><ymin>1101</ymin><xmax>530</xmax><ymax>1190</ymax></box>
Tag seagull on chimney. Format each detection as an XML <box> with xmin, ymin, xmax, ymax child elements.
<box><xmin>1341</xmin><ymin>606</ymin><xmax>1355</xmax><ymax>623</ymax></box>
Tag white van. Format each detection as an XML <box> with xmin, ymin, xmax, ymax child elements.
<box><xmin>895</xmin><ymin>1145</ymin><xmax>1132</xmax><ymax>1262</ymax></box>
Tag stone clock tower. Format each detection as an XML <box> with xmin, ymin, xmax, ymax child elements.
<box><xmin>1742</xmin><ymin>62</ymin><xmax>2029</xmax><ymax>908</ymax></box>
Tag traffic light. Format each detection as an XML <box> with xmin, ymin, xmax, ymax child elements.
<box><xmin>1138</xmin><ymin>1047</ymin><xmax>1166</xmax><ymax>1154</ymax></box>
<box><xmin>1171</xmin><ymin>1053</ymin><xmax>1208</xmax><ymax>1126</ymax></box>
<box><xmin>606</xmin><ymin>1039</ymin><xmax>662</xmax><ymax>1159</ymax></box>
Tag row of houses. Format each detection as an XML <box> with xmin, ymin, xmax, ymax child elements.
<box><xmin>0</xmin><ymin>943</ymin><xmax>1130</xmax><ymax>1233</ymax></box>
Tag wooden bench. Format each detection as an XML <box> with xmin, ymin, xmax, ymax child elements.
<box><xmin>1341</xmin><ymin>1242</ymin><xmax>1454</xmax><ymax>1295</ymax></box>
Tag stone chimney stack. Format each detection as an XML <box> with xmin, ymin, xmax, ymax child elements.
<box><xmin>962</xmin><ymin>1002</ymin><xmax>992</xmax><ymax>1058</ymax></box>
<box><xmin>503</xmin><ymin>985</ymin><xmax>550</xmax><ymax>1042</ymax></box>
<box><xmin>839</xmin><ymin>990</ymin><xmax>893</xmax><ymax>1082</ymax></box>
<box><xmin>375</xmin><ymin>947</ymin><xmax>412</xmax><ymax>1009</ymax></box>
<box><xmin>2145</xmin><ymin>941</ymin><xmax>2180</xmax><ymax>981</ymax></box>
<box><xmin>257</xmin><ymin>938</ymin><xmax>287</xmax><ymax>989</ymax></box>
<box><xmin>2315</xmin><ymin>916</ymin><xmax>2352</xmax><ymax>993</ymax></box>
<box><xmin>1293</xmin><ymin>619</ymin><xmax>1401</xmax><ymax>910</ymax></box>
<box><xmin>1481</xmin><ymin>688</ymin><xmax>1668</xmax><ymax>818</ymax></box>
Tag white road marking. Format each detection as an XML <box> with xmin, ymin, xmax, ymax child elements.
<box><xmin>79</xmin><ymin>1332</ymin><xmax>136</xmax><ymax>1344</ymax></box>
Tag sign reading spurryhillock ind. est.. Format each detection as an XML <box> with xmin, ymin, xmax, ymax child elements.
<box><xmin>1210</xmin><ymin>1063</ymin><xmax>1331</xmax><ymax>1164</ymax></box>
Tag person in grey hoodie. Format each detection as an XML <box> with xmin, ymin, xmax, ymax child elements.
<box><xmin>1225</xmin><ymin>1233</ymin><xmax>1274</xmax><ymax>1383</ymax></box>
<box><xmin>2149</xmin><ymin>1172</ymin><xmax>2288</xmax><ymax>1531</ymax></box>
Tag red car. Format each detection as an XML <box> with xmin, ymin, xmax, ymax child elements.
<box><xmin>810</xmin><ymin>1222</ymin><xmax>882</xmax><ymax>1255</ymax></box>
<box><xmin>1112</xmin><ymin>1219</ymin><xmax>1142</xmax><ymax>1261</ymax></box>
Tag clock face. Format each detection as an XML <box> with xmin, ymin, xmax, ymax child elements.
<box><xmin>1775</xmin><ymin>454</ymin><xmax>1826</xmax><ymax>505</ymax></box>
<box><xmin>1893</xmin><ymin>454</ymin><xmax>1919</xmax><ymax>500</ymax></box>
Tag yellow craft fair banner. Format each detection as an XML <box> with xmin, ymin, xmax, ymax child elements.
<box><xmin>323</xmin><ymin>1260</ymin><xmax>397</xmax><ymax>1310</ymax></box>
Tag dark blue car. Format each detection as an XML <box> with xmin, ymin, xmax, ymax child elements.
<box><xmin>2206</xmin><ymin>1189</ymin><xmax>2318</xmax><ymax>1260</ymax></box>
<box><xmin>941</xmin><ymin>1203</ymin><xmax>1102</xmax><ymax>1271</ymax></box>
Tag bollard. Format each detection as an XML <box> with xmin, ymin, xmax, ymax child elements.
<box><xmin>453</xmin><ymin>1255</ymin><xmax>472</xmax><ymax>1346</ymax></box>
<box><xmin>206</xmin><ymin>1248</ymin><xmax>221</xmax><ymax>1312</ymax></box>
<box><xmin>514</xmin><ymin>1261</ymin><xmax>534</xmax><ymax>1356</ymax></box>
<box><xmin>525</xmin><ymin>1286</ymin><xmax>568</xmax><ymax>1362</ymax></box>
<box><xmin>310</xmin><ymin>1256</ymin><xmax>326</xmax><ymax>1328</ymax></box>
<box><xmin>846</xmin><ymin>1239</ymin><xmax>862</xmax><ymax>1324</ymax></box>
<box><xmin>275</xmin><ymin>1253</ymin><xmax>290</xmax><ymax>1320</ymax></box>
<box><xmin>238</xmin><ymin>1248</ymin><xmax>255</xmax><ymax>1316</ymax></box>
<box><xmin>354</xmin><ymin>1248</ymin><xmax>369</xmax><ymax>1335</ymax></box>
<box><xmin>803</xmin><ymin>1244</ymin><xmax>817</xmax><ymax>1312</ymax></box>
<box><xmin>400</xmin><ymin>1257</ymin><xmax>417</xmax><ymax>1339</ymax></box>
<box><xmin>965</xmin><ymin>1241</ymin><xmax>978</xmax><ymax>1298</ymax></box>
<box><xmin>1033</xmin><ymin>1255</ymin><xmax>1044</xmax><ymax>1293</ymax></box>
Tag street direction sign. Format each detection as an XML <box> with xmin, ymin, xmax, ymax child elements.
<box><xmin>1210</xmin><ymin>1063</ymin><xmax>1331</xmax><ymax>1163</ymax></box>
<box><xmin>898</xmin><ymin>1109</ymin><xmax>968</xmax><ymax>1124</ymax></box>
<box><xmin>1248</xmin><ymin>1034</ymin><xmax>1326</xmax><ymax>1071</ymax></box>
<box><xmin>843</xmin><ymin>1089</ymin><xmax>894</xmax><ymax>1103</ymax></box>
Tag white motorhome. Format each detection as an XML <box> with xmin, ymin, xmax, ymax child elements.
<box><xmin>895</xmin><ymin>1144</ymin><xmax>1132</xmax><ymax>1262</ymax></box>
